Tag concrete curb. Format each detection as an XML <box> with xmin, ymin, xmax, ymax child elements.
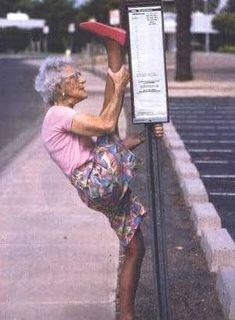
<box><xmin>216</xmin><ymin>267</ymin><xmax>235</xmax><ymax>320</ymax></box>
<box><xmin>191</xmin><ymin>202</ymin><xmax>222</xmax><ymax>237</ymax></box>
<box><xmin>163</xmin><ymin>121</ymin><xmax>235</xmax><ymax>320</ymax></box>
<box><xmin>200</xmin><ymin>228</ymin><xmax>235</xmax><ymax>272</ymax></box>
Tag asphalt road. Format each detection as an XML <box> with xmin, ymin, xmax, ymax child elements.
<box><xmin>0</xmin><ymin>58</ymin><xmax>43</xmax><ymax>170</ymax></box>
<box><xmin>170</xmin><ymin>97</ymin><xmax>235</xmax><ymax>241</ymax></box>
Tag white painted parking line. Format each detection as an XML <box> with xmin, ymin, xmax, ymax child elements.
<box><xmin>171</xmin><ymin>108</ymin><xmax>235</xmax><ymax>111</ymax></box>
<box><xmin>171</xmin><ymin>106</ymin><xmax>235</xmax><ymax>109</ymax></box>
<box><xmin>209</xmin><ymin>192</ymin><xmax>235</xmax><ymax>196</ymax></box>
<box><xmin>181</xmin><ymin>133</ymin><xmax>235</xmax><ymax>137</ymax></box>
<box><xmin>176</xmin><ymin>126</ymin><xmax>235</xmax><ymax>130</ymax></box>
<box><xmin>194</xmin><ymin>160</ymin><xmax>231</xmax><ymax>164</ymax></box>
<box><xmin>171</xmin><ymin>113</ymin><xmax>235</xmax><ymax>116</ymax></box>
<box><xmin>174</xmin><ymin>120</ymin><xmax>235</xmax><ymax>124</ymax></box>
<box><xmin>188</xmin><ymin>149</ymin><xmax>233</xmax><ymax>153</ymax></box>
<box><xmin>172</xmin><ymin>114</ymin><xmax>235</xmax><ymax>117</ymax></box>
<box><xmin>202</xmin><ymin>175</ymin><xmax>235</xmax><ymax>178</ymax></box>
<box><xmin>172</xmin><ymin>114</ymin><xmax>235</xmax><ymax>116</ymax></box>
<box><xmin>185</xmin><ymin>140</ymin><xmax>235</xmax><ymax>144</ymax></box>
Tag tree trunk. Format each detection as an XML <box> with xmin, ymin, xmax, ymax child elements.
<box><xmin>175</xmin><ymin>0</ymin><xmax>193</xmax><ymax>81</ymax></box>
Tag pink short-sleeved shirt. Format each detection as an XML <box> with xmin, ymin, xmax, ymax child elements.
<box><xmin>41</xmin><ymin>106</ymin><xmax>95</xmax><ymax>177</ymax></box>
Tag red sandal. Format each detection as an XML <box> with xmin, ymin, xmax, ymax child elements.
<box><xmin>79</xmin><ymin>21</ymin><xmax>126</xmax><ymax>46</ymax></box>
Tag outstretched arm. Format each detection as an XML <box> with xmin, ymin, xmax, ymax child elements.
<box><xmin>70</xmin><ymin>66</ymin><xmax>129</xmax><ymax>137</ymax></box>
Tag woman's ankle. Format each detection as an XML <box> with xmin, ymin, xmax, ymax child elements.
<box><xmin>106</xmin><ymin>39</ymin><xmax>123</xmax><ymax>71</ymax></box>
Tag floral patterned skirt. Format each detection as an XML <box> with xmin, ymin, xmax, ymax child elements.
<box><xmin>70</xmin><ymin>134</ymin><xmax>147</xmax><ymax>247</ymax></box>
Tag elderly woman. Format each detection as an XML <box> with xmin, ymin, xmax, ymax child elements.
<box><xmin>35</xmin><ymin>22</ymin><xmax>163</xmax><ymax>320</ymax></box>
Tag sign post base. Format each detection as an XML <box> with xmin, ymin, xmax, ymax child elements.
<box><xmin>145</xmin><ymin>124</ymin><xmax>171</xmax><ymax>319</ymax></box>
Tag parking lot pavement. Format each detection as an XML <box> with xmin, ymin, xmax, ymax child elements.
<box><xmin>170</xmin><ymin>97</ymin><xmax>235</xmax><ymax>240</ymax></box>
<box><xmin>0</xmin><ymin>58</ymin><xmax>44</xmax><ymax>173</ymax></box>
<box><xmin>0</xmin><ymin>58</ymin><xmax>43</xmax><ymax>153</ymax></box>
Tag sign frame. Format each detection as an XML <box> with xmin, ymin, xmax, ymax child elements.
<box><xmin>126</xmin><ymin>2</ymin><xmax>170</xmax><ymax>124</ymax></box>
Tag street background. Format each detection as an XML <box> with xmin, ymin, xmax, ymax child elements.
<box><xmin>1</xmin><ymin>0</ymin><xmax>235</xmax><ymax>319</ymax></box>
<box><xmin>0</xmin><ymin>51</ymin><xmax>234</xmax><ymax>319</ymax></box>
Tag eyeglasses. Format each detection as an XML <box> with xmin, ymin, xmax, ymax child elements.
<box><xmin>63</xmin><ymin>71</ymin><xmax>82</xmax><ymax>81</ymax></box>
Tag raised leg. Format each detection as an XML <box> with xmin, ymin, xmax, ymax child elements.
<box><xmin>80</xmin><ymin>22</ymin><xmax>126</xmax><ymax>135</ymax></box>
<box><xmin>101</xmin><ymin>39</ymin><xmax>125</xmax><ymax>135</ymax></box>
<box><xmin>119</xmin><ymin>228</ymin><xmax>145</xmax><ymax>320</ymax></box>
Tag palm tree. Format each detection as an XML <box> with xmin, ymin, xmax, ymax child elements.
<box><xmin>175</xmin><ymin>0</ymin><xmax>193</xmax><ymax>81</ymax></box>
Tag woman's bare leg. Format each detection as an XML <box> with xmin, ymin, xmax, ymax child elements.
<box><xmin>119</xmin><ymin>228</ymin><xmax>145</xmax><ymax>320</ymax></box>
<box><xmin>101</xmin><ymin>39</ymin><xmax>124</xmax><ymax>135</ymax></box>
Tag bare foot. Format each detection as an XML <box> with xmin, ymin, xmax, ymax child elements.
<box><xmin>122</xmin><ymin>132</ymin><xmax>145</xmax><ymax>150</ymax></box>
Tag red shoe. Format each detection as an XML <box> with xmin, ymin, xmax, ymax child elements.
<box><xmin>79</xmin><ymin>22</ymin><xmax>126</xmax><ymax>46</ymax></box>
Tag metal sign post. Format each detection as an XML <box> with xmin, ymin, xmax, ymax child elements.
<box><xmin>121</xmin><ymin>1</ymin><xmax>171</xmax><ymax>319</ymax></box>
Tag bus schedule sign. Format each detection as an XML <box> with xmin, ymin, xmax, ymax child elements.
<box><xmin>127</xmin><ymin>5</ymin><xmax>169</xmax><ymax>124</ymax></box>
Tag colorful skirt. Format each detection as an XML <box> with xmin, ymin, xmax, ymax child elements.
<box><xmin>70</xmin><ymin>134</ymin><xmax>147</xmax><ymax>247</ymax></box>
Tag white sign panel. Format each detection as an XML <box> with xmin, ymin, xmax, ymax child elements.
<box><xmin>68</xmin><ymin>23</ymin><xmax>76</xmax><ymax>33</ymax></box>
<box><xmin>109</xmin><ymin>9</ymin><xmax>120</xmax><ymax>26</ymax></box>
<box><xmin>128</xmin><ymin>6</ymin><xmax>168</xmax><ymax>123</ymax></box>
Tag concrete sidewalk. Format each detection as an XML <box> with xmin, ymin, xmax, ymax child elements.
<box><xmin>0</xmin><ymin>70</ymin><xmax>124</xmax><ymax>319</ymax></box>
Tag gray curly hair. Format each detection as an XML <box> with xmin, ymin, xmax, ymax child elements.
<box><xmin>35</xmin><ymin>56</ymin><xmax>73</xmax><ymax>105</ymax></box>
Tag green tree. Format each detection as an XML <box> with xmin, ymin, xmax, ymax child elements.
<box><xmin>77</xmin><ymin>0</ymin><xmax>119</xmax><ymax>23</ymax></box>
<box><xmin>212</xmin><ymin>13</ymin><xmax>235</xmax><ymax>45</ymax></box>
<box><xmin>0</xmin><ymin>0</ymin><xmax>36</xmax><ymax>17</ymax></box>
<box><xmin>75</xmin><ymin>0</ymin><xmax>120</xmax><ymax>50</ymax></box>
<box><xmin>31</xmin><ymin>0</ymin><xmax>78</xmax><ymax>52</ymax></box>
<box><xmin>192</xmin><ymin>0</ymin><xmax>219</xmax><ymax>13</ymax></box>
<box><xmin>0</xmin><ymin>27</ymin><xmax>30</xmax><ymax>52</ymax></box>
<box><xmin>225</xmin><ymin>0</ymin><xmax>235</xmax><ymax>12</ymax></box>
<box><xmin>175</xmin><ymin>0</ymin><xmax>193</xmax><ymax>81</ymax></box>
<box><xmin>212</xmin><ymin>0</ymin><xmax>235</xmax><ymax>48</ymax></box>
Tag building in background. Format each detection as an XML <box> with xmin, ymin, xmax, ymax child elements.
<box><xmin>0</xmin><ymin>12</ymin><xmax>45</xmax><ymax>30</ymax></box>
<box><xmin>0</xmin><ymin>9</ymin><xmax>221</xmax><ymax>54</ymax></box>
<box><xmin>0</xmin><ymin>12</ymin><xmax>45</xmax><ymax>53</ymax></box>
<box><xmin>164</xmin><ymin>11</ymin><xmax>218</xmax><ymax>52</ymax></box>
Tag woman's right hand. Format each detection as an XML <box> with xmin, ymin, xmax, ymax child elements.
<box><xmin>153</xmin><ymin>124</ymin><xmax>164</xmax><ymax>138</ymax></box>
<box><xmin>108</xmin><ymin>66</ymin><xmax>130</xmax><ymax>91</ymax></box>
